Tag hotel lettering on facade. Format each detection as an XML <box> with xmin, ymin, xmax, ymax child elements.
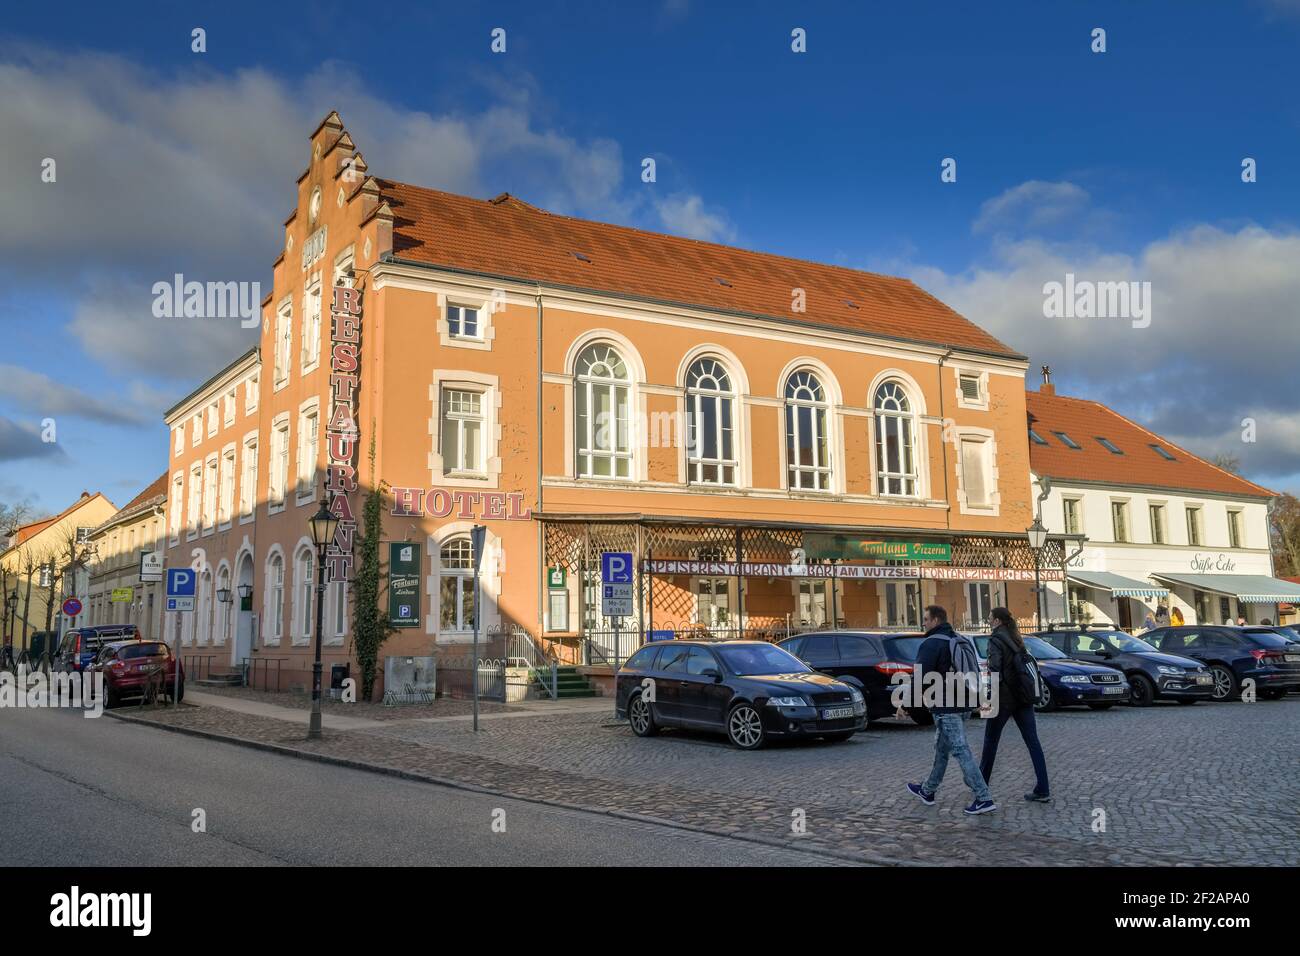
<box><xmin>162</xmin><ymin>112</ymin><xmax>1071</xmax><ymax>691</ymax></box>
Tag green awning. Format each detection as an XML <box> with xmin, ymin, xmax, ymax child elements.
<box><xmin>1066</xmin><ymin>570</ymin><xmax>1169</xmax><ymax>599</ymax></box>
<box><xmin>1149</xmin><ymin>572</ymin><xmax>1300</xmax><ymax>605</ymax></box>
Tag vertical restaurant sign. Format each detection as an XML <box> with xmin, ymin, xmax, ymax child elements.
<box><xmin>388</xmin><ymin>542</ymin><xmax>421</xmax><ymax>627</ymax></box>
<box><xmin>325</xmin><ymin>284</ymin><xmax>362</xmax><ymax>583</ymax></box>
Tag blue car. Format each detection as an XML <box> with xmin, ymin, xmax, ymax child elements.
<box><xmin>1143</xmin><ymin>625</ymin><xmax>1300</xmax><ymax>701</ymax></box>
<box><xmin>973</xmin><ymin>634</ymin><xmax>1131</xmax><ymax>711</ymax></box>
<box><xmin>54</xmin><ymin>624</ymin><xmax>141</xmax><ymax>673</ymax></box>
<box><xmin>1034</xmin><ymin>626</ymin><xmax>1213</xmax><ymax>706</ymax></box>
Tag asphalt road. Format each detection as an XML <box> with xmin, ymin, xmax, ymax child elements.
<box><xmin>0</xmin><ymin>706</ymin><xmax>842</xmax><ymax>866</ymax></box>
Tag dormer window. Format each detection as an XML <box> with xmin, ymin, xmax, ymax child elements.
<box><xmin>1053</xmin><ymin>431</ymin><xmax>1081</xmax><ymax>450</ymax></box>
<box><xmin>1096</xmin><ymin>437</ymin><xmax>1123</xmax><ymax>455</ymax></box>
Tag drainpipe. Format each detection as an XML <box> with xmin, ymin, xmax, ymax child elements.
<box><xmin>535</xmin><ymin>288</ymin><xmax>545</xmax><ymax>653</ymax></box>
<box><xmin>935</xmin><ymin>349</ymin><xmax>953</xmax><ymax>610</ymax></box>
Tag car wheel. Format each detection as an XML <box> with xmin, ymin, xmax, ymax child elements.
<box><xmin>166</xmin><ymin>679</ymin><xmax>185</xmax><ymax>704</ymax></box>
<box><xmin>822</xmin><ymin>731</ymin><xmax>854</xmax><ymax>743</ymax></box>
<box><xmin>627</xmin><ymin>691</ymin><xmax>659</xmax><ymax>737</ymax></box>
<box><xmin>102</xmin><ymin>685</ymin><xmax>116</xmax><ymax>709</ymax></box>
<box><xmin>726</xmin><ymin>702</ymin><xmax>766</xmax><ymax>750</ymax></box>
<box><xmin>1086</xmin><ymin>702</ymin><xmax>1113</xmax><ymax>710</ymax></box>
<box><xmin>907</xmin><ymin>708</ymin><xmax>934</xmax><ymax>726</ymax></box>
<box><xmin>1208</xmin><ymin>665</ymin><xmax>1238</xmax><ymax>701</ymax></box>
<box><xmin>1128</xmin><ymin>673</ymin><xmax>1156</xmax><ymax>707</ymax></box>
<box><xmin>1034</xmin><ymin>682</ymin><xmax>1056</xmax><ymax>712</ymax></box>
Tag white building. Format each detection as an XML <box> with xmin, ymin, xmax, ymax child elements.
<box><xmin>1026</xmin><ymin>375</ymin><xmax>1300</xmax><ymax>630</ymax></box>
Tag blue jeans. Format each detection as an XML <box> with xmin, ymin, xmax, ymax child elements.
<box><xmin>979</xmin><ymin>701</ymin><xmax>1050</xmax><ymax>796</ymax></box>
<box><xmin>923</xmin><ymin>713</ymin><xmax>991</xmax><ymax>802</ymax></box>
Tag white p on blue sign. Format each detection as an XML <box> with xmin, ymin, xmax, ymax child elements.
<box><xmin>166</xmin><ymin>568</ymin><xmax>196</xmax><ymax>612</ymax></box>
<box><xmin>601</xmin><ymin>552</ymin><xmax>634</xmax><ymax>618</ymax></box>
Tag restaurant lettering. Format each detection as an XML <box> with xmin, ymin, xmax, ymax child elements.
<box><xmin>642</xmin><ymin>560</ymin><xmax>1063</xmax><ymax>582</ymax></box>
<box><xmin>389</xmin><ymin>487</ymin><xmax>532</xmax><ymax>521</ymax></box>
<box><xmin>1190</xmin><ymin>552</ymin><xmax>1236</xmax><ymax>573</ymax></box>
<box><xmin>325</xmin><ymin>285</ymin><xmax>362</xmax><ymax>582</ymax></box>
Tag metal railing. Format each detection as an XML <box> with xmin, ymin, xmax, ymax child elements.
<box><xmin>243</xmin><ymin>656</ymin><xmax>288</xmax><ymax>692</ymax></box>
<box><xmin>182</xmin><ymin>654</ymin><xmax>218</xmax><ymax>681</ymax></box>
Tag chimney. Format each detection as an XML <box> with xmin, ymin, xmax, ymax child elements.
<box><xmin>1040</xmin><ymin>365</ymin><xmax>1055</xmax><ymax>396</ymax></box>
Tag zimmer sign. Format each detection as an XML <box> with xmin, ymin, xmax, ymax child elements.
<box><xmin>325</xmin><ymin>285</ymin><xmax>362</xmax><ymax>582</ymax></box>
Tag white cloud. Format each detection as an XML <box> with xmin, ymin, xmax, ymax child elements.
<box><xmin>972</xmin><ymin>181</ymin><xmax>1092</xmax><ymax>236</ymax></box>
<box><xmin>654</xmin><ymin>193</ymin><xmax>737</xmax><ymax>242</ymax></box>
<box><xmin>0</xmin><ymin>363</ymin><xmax>150</xmax><ymax>425</ymax></box>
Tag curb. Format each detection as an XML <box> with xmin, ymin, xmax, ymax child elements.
<box><xmin>104</xmin><ymin>708</ymin><xmax>908</xmax><ymax>867</ymax></box>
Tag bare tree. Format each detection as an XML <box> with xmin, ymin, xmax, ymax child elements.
<box><xmin>1271</xmin><ymin>493</ymin><xmax>1300</xmax><ymax>578</ymax></box>
<box><xmin>1210</xmin><ymin>452</ymin><xmax>1242</xmax><ymax>475</ymax></box>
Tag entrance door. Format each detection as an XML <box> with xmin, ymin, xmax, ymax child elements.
<box><xmin>798</xmin><ymin>580</ymin><xmax>830</xmax><ymax>627</ymax></box>
<box><xmin>1117</xmin><ymin>597</ymin><xmax>1133</xmax><ymax>631</ymax></box>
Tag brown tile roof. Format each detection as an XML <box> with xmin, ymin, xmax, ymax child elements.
<box><xmin>118</xmin><ymin>473</ymin><xmax>169</xmax><ymax>515</ymax></box>
<box><xmin>1026</xmin><ymin>390</ymin><xmax>1276</xmax><ymax>498</ymax></box>
<box><xmin>378</xmin><ymin>181</ymin><xmax>1021</xmax><ymax>358</ymax></box>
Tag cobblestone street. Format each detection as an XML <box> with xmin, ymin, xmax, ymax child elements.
<box><xmin>109</xmin><ymin>692</ymin><xmax>1300</xmax><ymax>866</ymax></box>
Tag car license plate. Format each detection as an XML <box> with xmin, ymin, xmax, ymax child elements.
<box><xmin>1196</xmin><ymin>674</ymin><xmax>1213</xmax><ymax>684</ymax></box>
<box><xmin>822</xmin><ymin>706</ymin><xmax>853</xmax><ymax>720</ymax></box>
<box><xmin>1103</xmin><ymin>685</ymin><xmax>1125</xmax><ymax>694</ymax></box>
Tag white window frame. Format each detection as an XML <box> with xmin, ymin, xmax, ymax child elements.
<box><xmin>239</xmin><ymin>433</ymin><xmax>258</xmax><ymax>521</ymax></box>
<box><xmin>207</xmin><ymin>402</ymin><xmax>218</xmax><ymax>438</ymax></box>
<box><xmin>955</xmin><ymin>427</ymin><xmax>999</xmax><ymax>515</ymax></box>
<box><xmin>1110</xmin><ymin>498</ymin><xmax>1130</xmax><ymax>543</ymax></box>
<box><xmin>785</xmin><ymin>370</ymin><xmax>831</xmax><ymax>492</ymax></box>
<box><xmin>191</xmin><ymin>416</ymin><xmax>202</xmax><ymax>448</ymax></box>
<box><xmin>439</xmin><ymin>387</ymin><xmax>486</xmax><ymax>477</ymax></box>
<box><xmin>169</xmin><ymin>471</ymin><xmax>184</xmax><ymax>545</ymax></box>
<box><xmin>223</xmin><ymin>388</ymin><xmax>236</xmax><ymax>427</ymax></box>
<box><xmin>1063</xmin><ymin>496</ymin><xmax>1083</xmax><ymax>535</ymax></box>
<box><xmin>437</xmin><ymin>291</ymin><xmax>497</xmax><ymax>351</ymax></box>
<box><xmin>438</xmin><ymin>537</ymin><xmax>476</xmax><ymax>634</ymax></box>
<box><xmin>245</xmin><ymin>372</ymin><xmax>259</xmax><ymax>414</ymax></box>
<box><xmin>1149</xmin><ymin>502</ymin><xmax>1167</xmax><ymax>545</ymax></box>
<box><xmin>575</xmin><ymin>344</ymin><xmax>634</xmax><ymax>480</ymax></box>
<box><xmin>300</xmin><ymin>279</ymin><xmax>322</xmax><ymax>373</ymax></box>
<box><xmin>268</xmin><ymin>415</ymin><xmax>290</xmax><ymax>513</ymax></box>
<box><xmin>292</xmin><ymin>543</ymin><xmax>315</xmax><ymax>646</ymax></box>
<box><xmin>273</xmin><ymin>298</ymin><xmax>292</xmax><ymax>388</ymax></box>
<box><xmin>873</xmin><ymin>380</ymin><xmax>918</xmax><ymax>497</ymax></box>
<box><xmin>173</xmin><ymin>427</ymin><xmax>183</xmax><ymax>457</ymax></box>
<box><xmin>264</xmin><ymin>549</ymin><xmax>285</xmax><ymax>646</ymax></box>
<box><xmin>955</xmin><ymin>368</ymin><xmax>989</xmax><ymax>410</ymax></box>
<box><xmin>296</xmin><ymin>400</ymin><xmax>320</xmax><ymax>504</ymax></box>
<box><xmin>1227</xmin><ymin>509</ymin><xmax>1243</xmax><ymax>549</ymax></box>
<box><xmin>219</xmin><ymin>443</ymin><xmax>236</xmax><ymax>528</ymax></box>
<box><xmin>1185</xmin><ymin>505</ymin><xmax>1203</xmax><ymax>547</ymax></box>
<box><xmin>685</xmin><ymin>358</ymin><xmax>738</xmax><ymax>486</ymax></box>
<box><xmin>187</xmin><ymin>464</ymin><xmax>202</xmax><ymax>539</ymax></box>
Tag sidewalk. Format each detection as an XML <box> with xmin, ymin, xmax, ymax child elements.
<box><xmin>186</xmin><ymin>689</ymin><xmax>612</xmax><ymax>730</ymax></box>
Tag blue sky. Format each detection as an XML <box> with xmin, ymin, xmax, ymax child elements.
<box><xmin>2</xmin><ymin>0</ymin><xmax>1299</xmax><ymax>517</ymax></box>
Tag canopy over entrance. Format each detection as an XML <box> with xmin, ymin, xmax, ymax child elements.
<box><xmin>1067</xmin><ymin>570</ymin><xmax>1169</xmax><ymax>599</ymax></box>
<box><xmin>1149</xmin><ymin>572</ymin><xmax>1300</xmax><ymax>605</ymax></box>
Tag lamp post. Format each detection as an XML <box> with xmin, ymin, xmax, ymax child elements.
<box><xmin>1027</xmin><ymin>519</ymin><xmax>1048</xmax><ymax>629</ymax></box>
<box><xmin>307</xmin><ymin>495</ymin><xmax>340</xmax><ymax>740</ymax></box>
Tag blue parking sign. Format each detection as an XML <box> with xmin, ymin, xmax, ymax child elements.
<box><xmin>166</xmin><ymin>567</ymin><xmax>196</xmax><ymax>612</ymax></box>
<box><xmin>601</xmin><ymin>552</ymin><xmax>633</xmax><ymax>584</ymax></box>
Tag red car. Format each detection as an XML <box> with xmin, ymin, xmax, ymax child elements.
<box><xmin>87</xmin><ymin>640</ymin><xmax>185</xmax><ymax>707</ymax></box>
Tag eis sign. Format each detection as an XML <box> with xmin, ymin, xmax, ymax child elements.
<box><xmin>325</xmin><ymin>285</ymin><xmax>363</xmax><ymax>582</ymax></box>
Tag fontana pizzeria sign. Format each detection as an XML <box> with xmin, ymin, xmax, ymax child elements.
<box><xmin>324</xmin><ymin>285</ymin><xmax>362</xmax><ymax>581</ymax></box>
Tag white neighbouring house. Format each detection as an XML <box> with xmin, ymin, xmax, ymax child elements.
<box><xmin>1025</xmin><ymin>375</ymin><xmax>1300</xmax><ymax>631</ymax></box>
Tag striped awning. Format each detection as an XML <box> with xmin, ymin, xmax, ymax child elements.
<box><xmin>1067</xmin><ymin>570</ymin><xmax>1169</xmax><ymax>599</ymax></box>
<box><xmin>1149</xmin><ymin>572</ymin><xmax>1300</xmax><ymax>605</ymax></box>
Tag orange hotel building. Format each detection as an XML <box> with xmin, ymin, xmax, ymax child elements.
<box><xmin>161</xmin><ymin>111</ymin><xmax>1071</xmax><ymax>694</ymax></box>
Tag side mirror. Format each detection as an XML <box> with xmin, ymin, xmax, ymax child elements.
<box><xmin>700</xmin><ymin>668</ymin><xmax>721</xmax><ymax>682</ymax></box>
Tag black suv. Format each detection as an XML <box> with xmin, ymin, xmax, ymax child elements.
<box><xmin>777</xmin><ymin>630</ymin><xmax>937</xmax><ymax>724</ymax></box>
<box><xmin>1034</xmin><ymin>625</ymin><xmax>1213</xmax><ymax>706</ymax></box>
<box><xmin>1142</xmin><ymin>625</ymin><xmax>1300</xmax><ymax>700</ymax></box>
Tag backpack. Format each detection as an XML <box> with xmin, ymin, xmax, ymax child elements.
<box><xmin>946</xmin><ymin>632</ymin><xmax>981</xmax><ymax>703</ymax></box>
<box><xmin>1001</xmin><ymin>637</ymin><xmax>1044</xmax><ymax>707</ymax></box>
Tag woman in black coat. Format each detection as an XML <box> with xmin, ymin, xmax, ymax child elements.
<box><xmin>980</xmin><ymin>607</ymin><xmax>1050</xmax><ymax>801</ymax></box>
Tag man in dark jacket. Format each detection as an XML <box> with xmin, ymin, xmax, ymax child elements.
<box><xmin>906</xmin><ymin>605</ymin><xmax>996</xmax><ymax>815</ymax></box>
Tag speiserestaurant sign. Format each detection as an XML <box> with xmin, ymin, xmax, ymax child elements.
<box><xmin>324</xmin><ymin>285</ymin><xmax>362</xmax><ymax>582</ymax></box>
<box><xmin>643</xmin><ymin>560</ymin><xmax>1062</xmax><ymax>582</ymax></box>
<box><xmin>802</xmin><ymin>533</ymin><xmax>952</xmax><ymax>562</ymax></box>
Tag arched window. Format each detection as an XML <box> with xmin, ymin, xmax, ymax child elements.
<box><xmin>440</xmin><ymin>537</ymin><xmax>476</xmax><ymax>633</ymax></box>
<box><xmin>685</xmin><ymin>358</ymin><xmax>736</xmax><ymax>485</ymax></box>
<box><xmin>874</xmin><ymin>381</ymin><xmax>918</xmax><ymax>496</ymax></box>
<box><xmin>784</xmin><ymin>371</ymin><xmax>830</xmax><ymax>490</ymax></box>
<box><xmin>294</xmin><ymin>546</ymin><xmax>315</xmax><ymax>643</ymax></box>
<box><xmin>575</xmin><ymin>344</ymin><xmax>632</xmax><ymax>479</ymax></box>
<box><xmin>197</xmin><ymin>570</ymin><xmax>213</xmax><ymax>645</ymax></box>
<box><xmin>266</xmin><ymin>553</ymin><xmax>285</xmax><ymax>642</ymax></box>
<box><xmin>216</xmin><ymin>566</ymin><xmax>230</xmax><ymax>645</ymax></box>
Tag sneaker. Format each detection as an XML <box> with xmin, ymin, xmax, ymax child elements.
<box><xmin>963</xmin><ymin>798</ymin><xmax>997</xmax><ymax>815</ymax></box>
<box><xmin>907</xmin><ymin>783</ymin><xmax>936</xmax><ymax>805</ymax></box>
<box><xmin>1024</xmin><ymin>791</ymin><xmax>1050</xmax><ymax>803</ymax></box>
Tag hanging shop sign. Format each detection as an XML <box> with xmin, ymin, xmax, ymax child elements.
<box><xmin>927</xmin><ymin>566</ymin><xmax>1065</xmax><ymax>582</ymax></box>
<box><xmin>387</xmin><ymin>541</ymin><xmax>421</xmax><ymax>628</ymax></box>
<box><xmin>802</xmin><ymin>534</ymin><xmax>952</xmax><ymax>562</ymax></box>
<box><xmin>324</xmin><ymin>284</ymin><xmax>362</xmax><ymax>584</ymax></box>
<box><xmin>110</xmin><ymin>587</ymin><xmax>134</xmax><ymax>603</ymax></box>
<box><xmin>546</xmin><ymin>567</ymin><xmax>566</xmax><ymax>589</ymax></box>
<box><xmin>389</xmin><ymin>487</ymin><xmax>532</xmax><ymax>521</ymax></box>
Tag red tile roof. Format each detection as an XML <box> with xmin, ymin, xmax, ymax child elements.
<box><xmin>1026</xmin><ymin>390</ymin><xmax>1276</xmax><ymax>498</ymax></box>
<box><xmin>378</xmin><ymin>181</ymin><xmax>1021</xmax><ymax>358</ymax></box>
<box><xmin>3</xmin><ymin>492</ymin><xmax>114</xmax><ymax>553</ymax></box>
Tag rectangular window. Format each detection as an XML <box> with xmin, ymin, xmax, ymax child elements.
<box><xmin>245</xmin><ymin>373</ymin><xmax>259</xmax><ymax>413</ymax></box>
<box><xmin>334</xmin><ymin>249</ymin><xmax>355</xmax><ymax>289</ymax></box>
<box><xmin>1096</xmin><ymin>437</ymin><xmax>1124</xmax><ymax>455</ymax></box>
<box><xmin>191</xmin><ymin>416</ymin><xmax>201</xmax><ymax>447</ymax></box>
<box><xmin>447</xmin><ymin>304</ymin><xmax>480</xmax><ymax>339</ymax></box>
<box><xmin>219</xmin><ymin>449</ymin><xmax>235</xmax><ymax>524</ymax></box>
<box><xmin>1227</xmin><ymin>510</ymin><xmax>1242</xmax><ymax>549</ymax></box>
<box><xmin>966</xmin><ymin>582</ymin><xmax>995</xmax><ymax>628</ymax></box>
<box><xmin>960</xmin><ymin>438</ymin><xmax>991</xmax><ymax>506</ymax></box>
<box><xmin>301</xmin><ymin>285</ymin><xmax>322</xmax><ymax>370</ymax></box>
<box><xmin>274</xmin><ymin>303</ymin><xmax>292</xmax><ymax>385</ymax></box>
<box><xmin>203</xmin><ymin>457</ymin><xmax>218</xmax><ymax>531</ymax></box>
<box><xmin>170</xmin><ymin>473</ymin><xmax>183</xmax><ymax>543</ymax></box>
<box><xmin>173</xmin><ymin>428</ymin><xmax>183</xmax><ymax>455</ymax></box>
<box><xmin>1053</xmin><ymin>431</ymin><xmax>1081</xmax><ymax>450</ymax></box>
<box><xmin>440</xmin><ymin>389</ymin><xmax>485</xmax><ymax>475</ymax></box>
<box><xmin>884</xmin><ymin>582</ymin><xmax>921</xmax><ymax>627</ymax></box>
<box><xmin>1149</xmin><ymin>504</ymin><xmax>1166</xmax><ymax>545</ymax></box>
<box><xmin>547</xmin><ymin>590</ymin><xmax>569</xmax><ymax>632</ymax></box>
<box><xmin>223</xmin><ymin>389</ymin><xmax>236</xmax><ymax>427</ymax></box>
<box><xmin>1186</xmin><ymin>506</ymin><xmax>1202</xmax><ymax>546</ymax></box>
<box><xmin>1150</xmin><ymin>443</ymin><xmax>1176</xmax><ymax>461</ymax></box>
<box><xmin>695</xmin><ymin>578</ymin><xmax>731</xmax><ymax>628</ymax></box>
<box><xmin>798</xmin><ymin>580</ymin><xmax>830</xmax><ymax>628</ymax></box>
<box><xmin>1063</xmin><ymin>498</ymin><xmax>1082</xmax><ymax>535</ymax></box>
<box><xmin>270</xmin><ymin>422</ymin><xmax>289</xmax><ymax>507</ymax></box>
<box><xmin>1111</xmin><ymin>501</ymin><xmax>1129</xmax><ymax>542</ymax></box>
<box><xmin>207</xmin><ymin>403</ymin><xmax>218</xmax><ymax>437</ymax></box>
<box><xmin>958</xmin><ymin>373</ymin><xmax>982</xmax><ymax>403</ymax></box>
<box><xmin>240</xmin><ymin>438</ymin><xmax>258</xmax><ymax>518</ymax></box>
<box><xmin>1028</xmin><ymin>429</ymin><xmax>1048</xmax><ymax>445</ymax></box>
<box><xmin>577</xmin><ymin>376</ymin><xmax>632</xmax><ymax>479</ymax></box>
<box><xmin>187</xmin><ymin>465</ymin><xmax>202</xmax><ymax>535</ymax></box>
<box><xmin>297</xmin><ymin>408</ymin><xmax>319</xmax><ymax>499</ymax></box>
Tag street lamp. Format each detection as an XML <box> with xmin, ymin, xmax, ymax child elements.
<box><xmin>1027</xmin><ymin>519</ymin><xmax>1048</xmax><ymax>628</ymax></box>
<box><xmin>216</xmin><ymin>586</ymin><xmax>232</xmax><ymax>604</ymax></box>
<box><xmin>307</xmin><ymin>495</ymin><xmax>340</xmax><ymax>740</ymax></box>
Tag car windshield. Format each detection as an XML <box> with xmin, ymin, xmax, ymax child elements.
<box><xmin>1268</xmin><ymin>626</ymin><xmax>1300</xmax><ymax>642</ymax></box>
<box><xmin>1092</xmin><ymin>631</ymin><xmax>1156</xmax><ymax>653</ymax></box>
<box><xmin>1244</xmin><ymin>631</ymin><xmax>1292</xmax><ymax>649</ymax></box>
<box><xmin>1024</xmin><ymin>636</ymin><xmax>1068</xmax><ymax>660</ymax></box>
<box><xmin>715</xmin><ymin>643</ymin><xmax>810</xmax><ymax>676</ymax></box>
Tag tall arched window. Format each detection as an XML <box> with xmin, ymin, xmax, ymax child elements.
<box><xmin>575</xmin><ymin>344</ymin><xmax>632</xmax><ymax>479</ymax></box>
<box><xmin>686</xmin><ymin>358</ymin><xmax>736</xmax><ymax>484</ymax></box>
<box><xmin>294</xmin><ymin>546</ymin><xmax>315</xmax><ymax>643</ymax></box>
<box><xmin>216</xmin><ymin>566</ymin><xmax>230</xmax><ymax>645</ymax></box>
<box><xmin>266</xmin><ymin>553</ymin><xmax>285</xmax><ymax>643</ymax></box>
<box><xmin>440</xmin><ymin>537</ymin><xmax>476</xmax><ymax>633</ymax></box>
<box><xmin>197</xmin><ymin>569</ymin><xmax>213</xmax><ymax>645</ymax></box>
<box><xmin>874</xmin><ymin>380</ymin><xmax>918</xmax><ymax>496</ymax></box>
<box><xmin>785</xmin><ymin>371</ymin><xmax>830</xmax><ymax>490</ymax></box>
